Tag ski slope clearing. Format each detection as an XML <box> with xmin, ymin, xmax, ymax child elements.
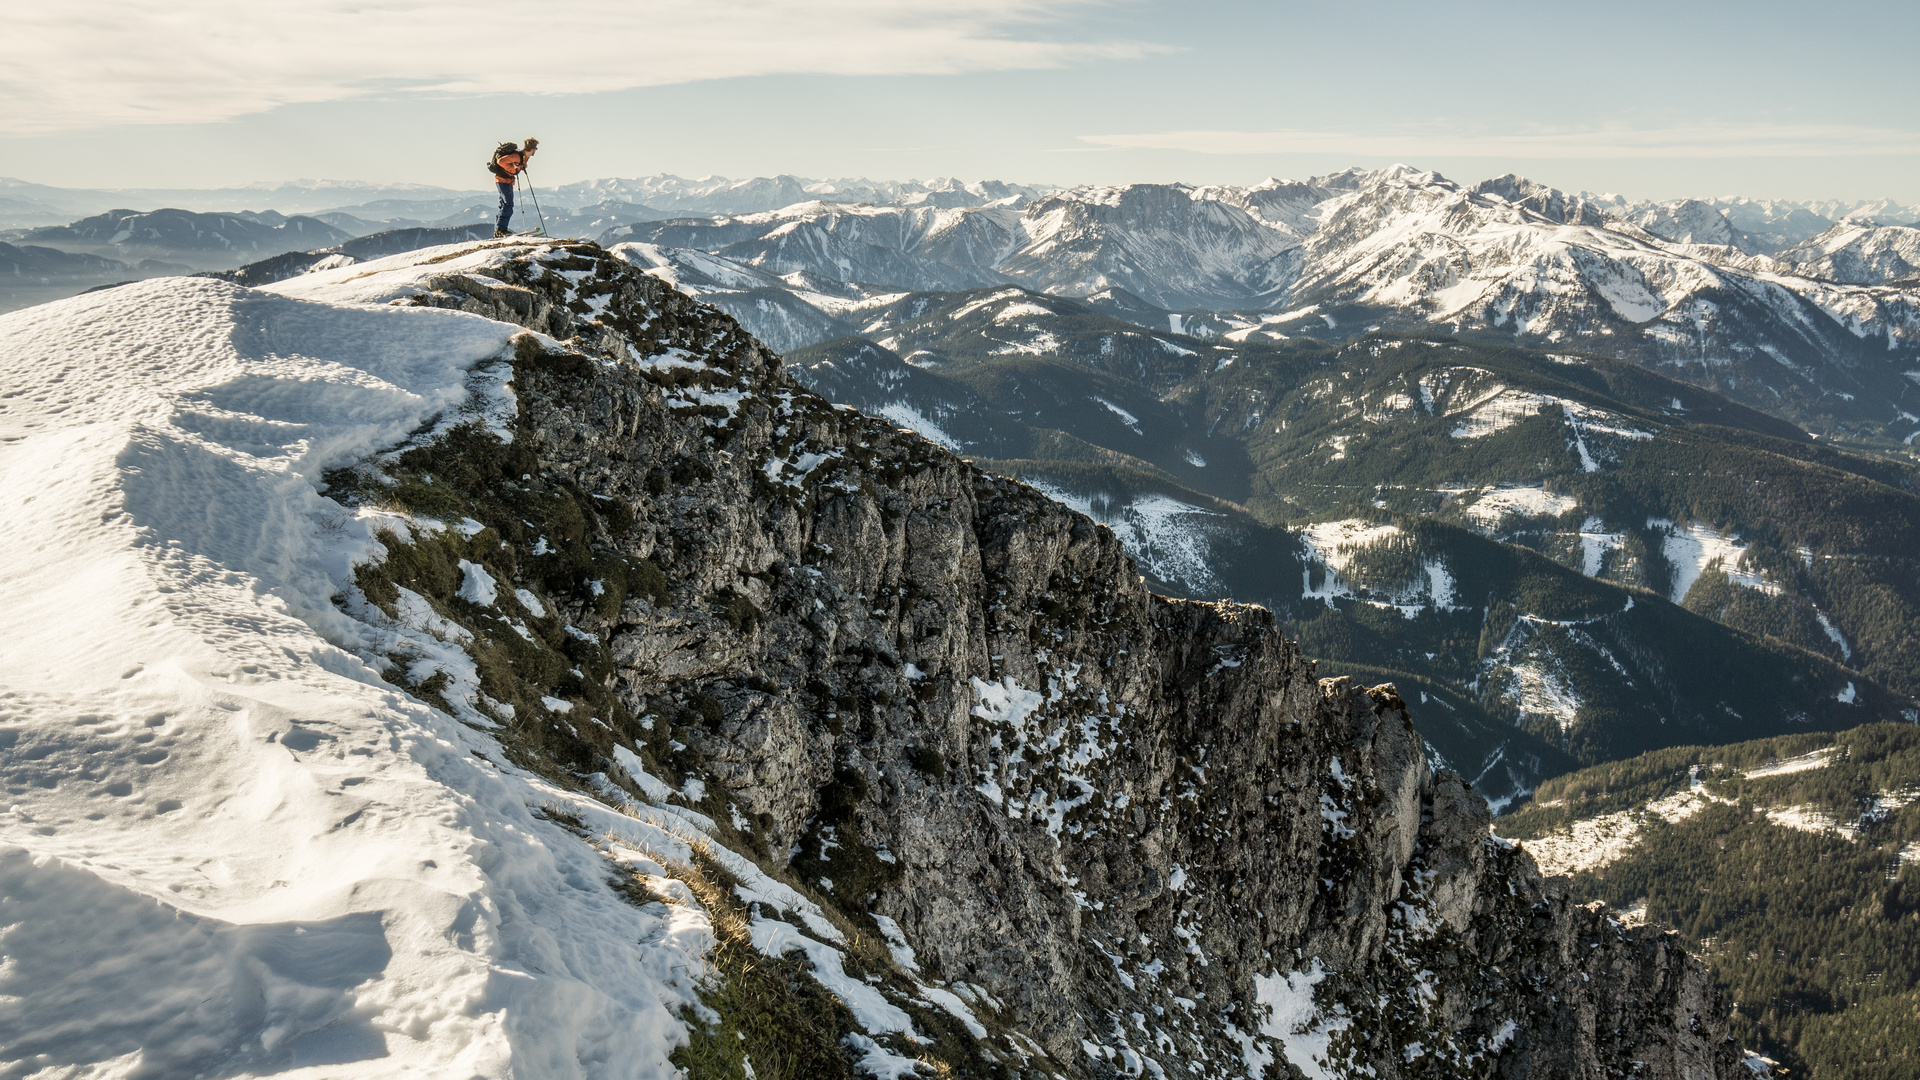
<box><xmin>0</xmin><ymin>250</ymin><xmax>715</xmax><ymax>1077</ymax></box>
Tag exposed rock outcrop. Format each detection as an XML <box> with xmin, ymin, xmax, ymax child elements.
<box><xmin>329</xmin><ymin>238</ymin><xmax>1739</xmax><ymax>1078</ymax></box>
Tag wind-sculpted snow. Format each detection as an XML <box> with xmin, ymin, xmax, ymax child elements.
<box><xmin>0</xmin><ymin>253</ymin><xmax>724</xmax><ymax>1077</ymax></box>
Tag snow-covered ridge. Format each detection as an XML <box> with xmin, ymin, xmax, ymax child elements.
<box><xmin>0</xmin><ymin>245</ymin><xmax>733</xmax><ymax>1074</ymax></box>
<box><xmin>0</xmin><ymin>238</ymin><xmax>1067</xmax><ymax>1077</ymax></box>
<box><xmin>1776</xmin><ymin>221</ymin><xmax>1920</xmax><ymax>285</ymax></box>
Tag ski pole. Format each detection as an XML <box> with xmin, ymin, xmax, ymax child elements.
<box><xmin>521</xmin><ymin>172</ymin><xmax>549</xmax><ymax>235</ymax></box>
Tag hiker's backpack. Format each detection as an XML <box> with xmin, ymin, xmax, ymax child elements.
<box><xmin>487</xmin><ymin>143</ymin><xmax>518</xmax><ymax>179</ymax></box>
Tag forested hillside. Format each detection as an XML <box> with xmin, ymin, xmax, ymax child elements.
<box><xmin>1499</xmin><ymin>724</ymin><xmax>1920</xmax><ymax>1078</ymax></box>
<box><xmin>1181</xmin><ymin>333</ymin><xmax>1920</xmax><ymax>702</ymax></box>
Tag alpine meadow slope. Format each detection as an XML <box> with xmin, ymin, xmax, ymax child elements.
<box><xmin>0</xmin><ymin>238</ymin><xmax>1743</xmax><ymax>1078</ymax></box>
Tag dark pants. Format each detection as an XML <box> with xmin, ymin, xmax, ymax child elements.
<box><xmin>496</xmin><ymin>180</ymin><xmax>515</xmax><ymax>232</ymax></box>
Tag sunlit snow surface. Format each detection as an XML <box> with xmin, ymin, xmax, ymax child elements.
<box><xmin>1743</xmin><ymin>748</ymin><xmax>1836</xmax><ymax>778</ymax></box>
<box><xmin>1516</xmin><ymin>769</ymin><xmax>1716</xmax><ymax>877</ymax></box>
<box><xmin>1252</xmin><ymin>960</ymin><xmax>1349</xmax><ymax>1080</ymax></box>
<box><xmin>872</xmin><ymin>401</ymin><xmax>961</xmax><ymax>450</ymax></box>
<box><xmin>1512</xmin><ymin>754</ymin><xmax>1915</xmax><ymax>878</ymax></box>
<box><xmin>0</xmin><ymin>246</ymin><xmax>725</xmax><ymax>1077</ymax></box>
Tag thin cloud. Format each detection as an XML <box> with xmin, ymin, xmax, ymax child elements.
<box><xmin>1</xmin><ymin>0</ymin><xmax>1152</xmax><ymax>134</ymax></box>
<box><xmin>1075</xmin><ymin>124</ymin><xmax>1920</xmax><ymax>159</ymax></box>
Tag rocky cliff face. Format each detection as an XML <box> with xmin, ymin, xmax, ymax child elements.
<box><xmin>323</xmin><ymin>238</ymin><xmax>1740</xmax><ymax>1078</ymax></box>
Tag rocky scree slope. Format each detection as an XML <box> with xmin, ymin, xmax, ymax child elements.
<box><xmin>321</xmin><ymin>238</ymin><xmax>1743</xmax><ymax>1078</ymax></box>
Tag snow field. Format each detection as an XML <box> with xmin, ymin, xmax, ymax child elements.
<box><xmin>1462</xmin><ymin>485</ymin><xmax>1580</xmax><ymax>528</ymax></box>
<box><xmin>1092</xmin><ymin>395</ymin><xmax>1144</xmax><ymax>433</ymax></box>
<box><xmin>1447</xmin><ymin>388</ymin><xmax>1553</xmax><ymax>439</ymax></box>
<box><xmin>1512</xmin><ymin>756</ymin><xmax>1917</xmax><ymax>880</ymax></box>
<box><xmin>1503</xmin><ymin>659</ymin><xmax>1583</xmax><ymax>733</ymax></box>
<box><xmin>1577</xmin><ymin>517</ymin><xmax>1625</xmax><ymax>577</ymax></box>
<box><xmin>872</xmin><ymin>402</ymin><xmax>962</xmax><ymax>450</ymax></box>
<box><xmin>1513</xmin><ymin>772</ymin><xmax>1715</xmax><ymax>877</ymax></box>
<box><xmin>1743</xmin><ymin>748</ymin><xmax>1835</xmax><ymax>779</ymax></box>
<box><xmin>0</xmin><ymin>253</ymin><xmax>734</xmax><ymax>1078</ymax></box>
<box><xmin>1249</xmin><ymin>960</ymin><xmax>1348</xmax><ymax>1080</ymax></box>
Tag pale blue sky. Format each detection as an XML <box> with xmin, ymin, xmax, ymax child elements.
<box><xmin>6</xmin><ymin>0</ymin><xmax>1916</xmax><ymax>202</ymax></box>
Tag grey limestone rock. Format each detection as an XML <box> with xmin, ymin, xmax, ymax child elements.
<box><xmin>368</xmin><ymin>238</ymin><xmax>1740</xmax><ymax>1079</ymax></box>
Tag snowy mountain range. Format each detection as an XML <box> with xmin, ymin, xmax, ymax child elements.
<box><xmin>0</xmin><ymin>175</ymin><xmax>1057</xmax><ymax>230</ymax></box>
<box><xmin>18</xmin><ymin>208</ymin><xmax>351</xmax><ymax>266</ymax></box>
<box><xmin>601</xmin><ymin>167</ymin><xmax>1920</xmax><ymax>442</ymax></box>
<box><xmin>13</xmin><ymin>172</ymin><xmax>1920</xmax><ymax>429</ymax></box>
<box><xmin>0</xmin><ymin>176</ymin><xmax>487</xmax><ymax>223</ymax></box>
<box><xmin>552</xmin><ymin>174</ymin><xmax>1047</xmax><ymax>216</ymax></box>
<box><xmin>1777</xmin><ymin>220</ymin><xmax>1920</xmax><ymax>285</ymax></box>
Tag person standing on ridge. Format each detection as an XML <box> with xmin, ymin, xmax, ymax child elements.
<box><xmin>488</xmin><ymin>138</ymin><xmax>539</xmax><ymax>236</ymax></box>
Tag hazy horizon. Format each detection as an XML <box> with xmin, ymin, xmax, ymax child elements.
<box><xmin>7</xmin><ymin>0</ymin><xmax>1917</xmax><ymax>206</ymax></box>
<box><xmin>4</xmin><ymin>165</ymin><xmax>1914</xmax><ymax>214</ymax></box>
